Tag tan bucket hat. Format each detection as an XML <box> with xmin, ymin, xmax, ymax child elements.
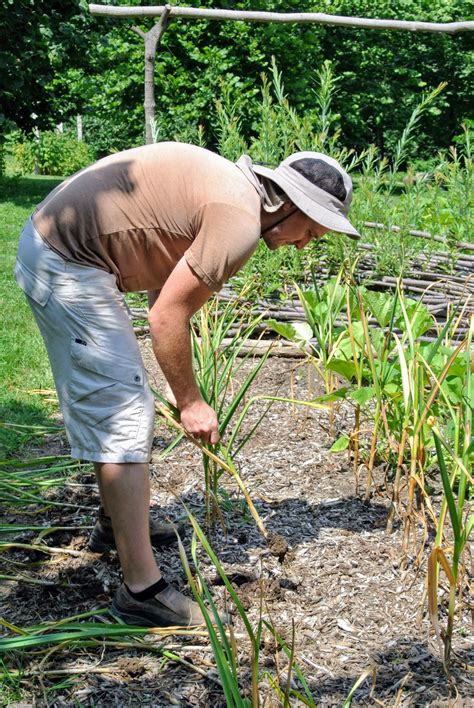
<box><xmin>253</xmin><ymin>151</ymin><xmax>360</xmax><ymax>239</ymax></box>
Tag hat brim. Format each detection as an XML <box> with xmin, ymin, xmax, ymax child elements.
<box><xmin>254</xmin><ymin>164</ymin><xmax>360</xmax><ymax>240</ymax></box>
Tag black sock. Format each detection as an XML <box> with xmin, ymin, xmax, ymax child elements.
<box><xmin>125</xmin><ymin>578</ymin><xmax>169</xmax><ymax>600</ymax></box>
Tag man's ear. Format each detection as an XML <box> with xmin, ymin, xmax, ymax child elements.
<box><xmin>282</xmin><ymin>201</ymin><xmax>294</xmax><ymax>212</ymax></box>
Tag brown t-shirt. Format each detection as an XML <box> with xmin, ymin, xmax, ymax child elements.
<box><xmin>33</xmin><ymin>142</ymin><xmax>262</xmax><ymax>292</ymax></box>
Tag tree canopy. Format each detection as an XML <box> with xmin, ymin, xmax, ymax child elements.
<box><xmin>0</xmin><ymin>0</ymin><xmax>101</xmax><ymax>132</ymax></box>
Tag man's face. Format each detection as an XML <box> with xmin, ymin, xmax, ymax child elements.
<box><xmin>261</xmin><ymin>208</ymin><xmax>330</xmax><ymax>251</ymax></box>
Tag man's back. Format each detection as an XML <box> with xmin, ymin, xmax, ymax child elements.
<box><xmin>33</xmin><ymin>142</ymin><xmax>261</xmax><ymax>292</ymax></box>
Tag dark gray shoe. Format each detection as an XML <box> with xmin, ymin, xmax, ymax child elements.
<box><xmin>111</xmin><ymin>582</ymin><xmax>204</xmax><ymax>627</ymax></box>
<box><xmin>88</xmin><ymin>507</ymin><xmax>184</xmax><ymax>553</ymax></box>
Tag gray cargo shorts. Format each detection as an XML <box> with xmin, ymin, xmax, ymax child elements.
<box><xmin>15</xmin><ymin>218</ymin><xmax>155</xmax><ymax>463</ymax></box>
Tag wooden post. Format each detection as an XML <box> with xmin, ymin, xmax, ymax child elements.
<box><xmin>32</xmin><ymin>119</ymin><xmax>40</xmax><ymax>175</ymax></box>
<box><xmin>131</xmin><ymin>6</ymin><xmax>171</xmax><ymax>144</ymax></box>
<box><xmin>76</xmin><ymin>115</ymin><xmax>83</xmax><ymax>141</ymax></box>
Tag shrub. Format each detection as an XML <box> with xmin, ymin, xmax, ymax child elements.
<box><xmin>12</xmin><ymin>131</ymin><xmax>95</xmax><ymax>176</ymax></box>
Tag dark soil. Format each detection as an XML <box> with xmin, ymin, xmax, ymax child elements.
<box><xmin>1</xmin><ymin>340</ymin><xmax>472</xmax><ymax>707</ymax></box>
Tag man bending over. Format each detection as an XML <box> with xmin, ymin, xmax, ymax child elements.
<box><xmin>15</xmin><ymin>142</ymin><xmax>359</xmax><ymax>627</ymax></box>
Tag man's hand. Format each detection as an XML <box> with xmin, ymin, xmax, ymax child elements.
<box><xmin>180</xmin><ymin>399</ymin><xmax>220</xmax><ymax>445</ymax></box>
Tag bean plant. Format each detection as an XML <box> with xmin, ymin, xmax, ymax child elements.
<box><xmin>268</xmin><ymin>274</ymin><xmax>473</xmax><ymax>668</ymax></box>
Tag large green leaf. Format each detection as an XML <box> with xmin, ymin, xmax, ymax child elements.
<box><xmin>332</xmin><ymin>324</ymin><xmax>364</xmax><ymax>359</ymax></box>
<box><xmin>312</xmin><ymin>387</ymin><xmax>349</xmax><ymax>402</ymax></box>
<box><xmin>383</xmin><ymin>382</ymin><xmax>400</xmax><ymax>397</ymax></box>
<box><xmin>266</xmin><ymin>319</ymin><xmax>313</xmax><ymax>346</ymax></box>
<box><xmin>362</xmin><ymin>289</ymin><xmax>395</xmax><ymax>328</ymax></box>
<box><xmin>442</xmin><ymin>375</ymin><xmax>464</xmax><ymax>406</ymax></box>
<box><xmin>330</xmin><ymin>434</ymin><xmax>350</xmax><ymax>452</ymax></box>
<box><xmin>349</xmin><ymin>386</ymin><xmax>376</xmax><ymax>405</ymax></box>
<box><xmin>327</xmin><ymin>359</ymin><xmax>357</xmax><ymax>381</ymax></box>
<box><xmin>396</xmin><ymin>298</ymin><xmax>434</xmax><ymax>340</ymax></box>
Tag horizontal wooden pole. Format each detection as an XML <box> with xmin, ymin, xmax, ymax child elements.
<box><xmin>362</xmin><ymin>222</ymin><xmax>474</xmax><ymax>252</ymax></box>
<box><xmin>88</xmin><ymin>5</ymin><xmax>474</xmax><ymax>34</ymax></box>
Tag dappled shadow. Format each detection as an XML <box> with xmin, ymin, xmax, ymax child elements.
<box><xmin>3</xmin><ymin>158</ymin><xmax>136</xmax><ymax>238</ymax></box>
<box><xmin>2</xmin><ymin>482</ymin><xmax>392</xmax><ymax>556</ymax></box>
<box><xmin>262</xmin><ymin>495</ymin><xmax>393</xmax><ymax>542</ymax></box>
<box><xmin>0</xmin><ymin>468</ymin><xmax>394</xmax><ymax>582</ymax></box>
<box><xmin>2</xmin><ymin>558</ymin><xmax>473</xmax><ymax>706</ymax></box>
<box><xmin>305</xmin><ymin>639</ymin><xmax>474</xmax><ymax>704</ymax></box>
<box><xmin>35</xmin><ymin>158</ymin><xmax>136</xmax><ymax>237</ymax></box>
<box><xmin>172</xmin><ymin>490</ymin><xmax>392</xmax><ymax>556</ymax></box>
<box><xmin>1</xmin><ymin>479</ymin><xmax>472</xmax><ymax>704</ymax></box>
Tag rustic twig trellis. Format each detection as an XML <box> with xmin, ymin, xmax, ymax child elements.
<box><xmin>129</xmin><ymin>7</ymin><xmax>171</xmax><ymax>144</ymax></box>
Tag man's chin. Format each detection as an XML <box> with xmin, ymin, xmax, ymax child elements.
<box><xmin>261</xmin><ymin>234</ymin><xmax>278</xmax><ymax>251</ymax></box>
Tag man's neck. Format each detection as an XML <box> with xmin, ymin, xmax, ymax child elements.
<box><xmin>260</xmin><ymin>204</ymin><xmax>297</xmax><ymax>235</ymax></box>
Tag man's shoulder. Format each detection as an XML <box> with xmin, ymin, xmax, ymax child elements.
<box><xmin>156</xmin><ymin>143</ymin><xmax>260</xmax><ymax>213</ymax></box>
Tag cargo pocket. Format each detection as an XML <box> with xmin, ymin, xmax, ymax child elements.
<box><xmin>15</xmin><ymin>260</ymin><xmax>52</xmax><ymax>307</ymax></box>
<box><xmin>68</xmin><ymin>338</ymin><xmax>145</xmax><ymax>442</ymax></box>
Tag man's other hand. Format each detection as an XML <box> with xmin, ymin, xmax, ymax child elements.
<box><xmin>179</xmin><ymin>400</ymin><xmax>220</xmax><ymax>445</ymax></box>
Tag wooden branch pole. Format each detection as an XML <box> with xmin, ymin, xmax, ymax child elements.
<box><xmin>89</xmin><ymin>4</ymin><xmax>474</xmax><ymax>34</ymax></box>
<box><xmin>362</xmin><ymin>222</ymin><xmax>474</xmax><ymax>252</ymax></box>
<box><xmin>131</xmin><ymin>6</ymin><xmax>171</xmax><ymax>144</ymax></box>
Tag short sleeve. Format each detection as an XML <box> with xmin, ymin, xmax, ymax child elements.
<box><xmin>185</xmin><ymin>202</ymin><xmax>260</xmax><ymax>291</ymax></box>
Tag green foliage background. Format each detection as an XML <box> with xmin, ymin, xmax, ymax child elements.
<box><xmin>1</xmin><ymin>0</ymin><xmax>472</xmax><ymax>162</ymax></box>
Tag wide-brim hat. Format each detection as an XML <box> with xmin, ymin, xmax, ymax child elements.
<box><xmin>253</xmin><ymin>151</ymin><xmax>360</xmax><ymax>239</ymax></box>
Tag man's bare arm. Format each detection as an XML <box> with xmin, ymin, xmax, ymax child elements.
<box><xmin>147</xmin><ymin>288</ymin><xmax>176</xmax><ymax>404</ymax></box>
<box><xmin>147</xmin><ymin>256</ymin><xmax>219</xmax><ymax>444</ymax></box>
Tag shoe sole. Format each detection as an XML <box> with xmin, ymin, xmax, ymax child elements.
<box><xmin>110</xmin><ymin>602</ymin><xmax>196</xmax><ymax>628</ymax></box>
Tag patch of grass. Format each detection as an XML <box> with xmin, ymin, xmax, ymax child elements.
<box><xmin>0</xmin><ymin>670</ymin><xmax>26</xmax><ymax>706</ymax></box>
<box><xmin>0</xmin><ymin>176</ymin><xmax>62</xmax><ymax>456</ymax></box>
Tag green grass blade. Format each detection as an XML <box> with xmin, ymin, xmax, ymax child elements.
<box><xmin>262</xmin><ymin>620</ymin><xmax>315</xmax><ymax>706</ymax></box>
<box><xmin>0</xmin><ymin>625</ymin><xmax>154</xmax><ymax>652</ymax></box>
<box><xmin>431</xmin><ymin>426</ymin><xmax>462</xmax><ymax>542</ymax></box>
<box><xmin>189</xmin><ymin>535</ymin><xmax>238</xmax><ymax>680</ymax></box>
<box><xmin>219</xmin><ymin>348</ymin><xmax>270</xmax><ymax>436</ymax></box>
<box><xmin>183</xmin><ymin>506</ymin><xmax>255</xmax><ymax>643</ymax></box>
<box><xmin>177</xmin><ymin>532</ymin><xmax>245</xmax><ymax>708</ymax></box>
<box><xmin>425</xmin><ymin>308</ymin><xmax>458</xmax><ymax>365</ymax></box>
<box><xmin>342</xmin><ymin>666</ymin><xmax>374</xmax><ymax>707</ymax></box>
